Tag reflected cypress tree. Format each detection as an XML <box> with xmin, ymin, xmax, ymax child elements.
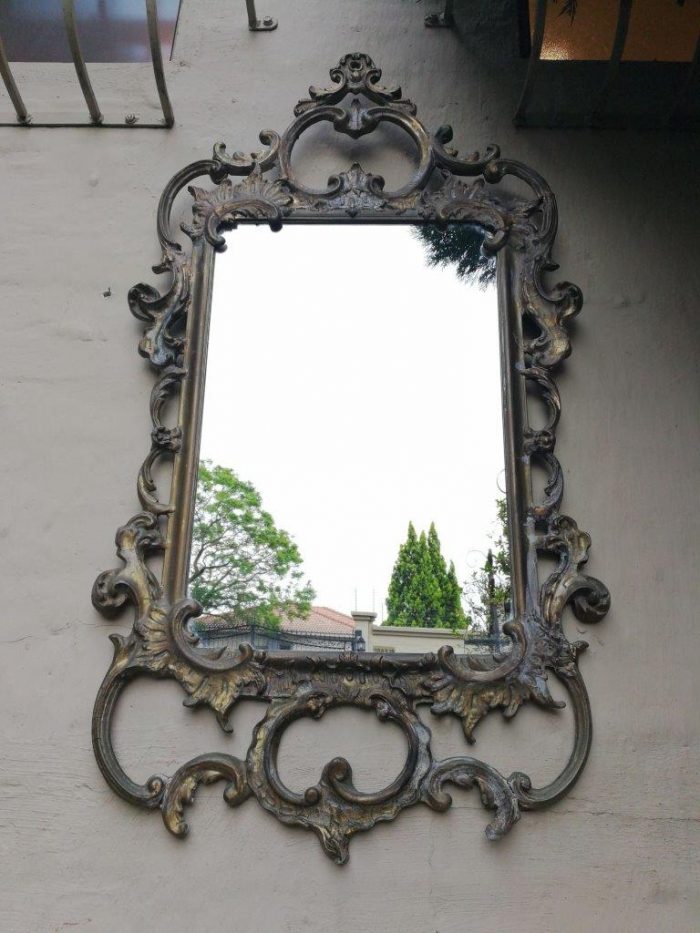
<box><xmin>426</xmin><ymin>522</ymin><xmax>448</xmax><ymax>626</ymax></box>
<box><xmin>414</xmin><ymin>224</ymin><xmax>496</xmax><ymax>289</ymax></box>
<box><xmin>386</xmin><ymin>521</ymin><xmax>415</xmax><ymax>626</ymax></box>
<box><xmin>386</xmin><ymin>521</ymin><xmax>467</xmax><ymax>630</ymax></box>
<box><xmin>414</xmin><ymin>530</ymin><xmax>443</xmax><ymax>628</ymax></box>
<box><xmin>443</xmin><ymin>561</ymin><xmax>466</xmax><ymax>631</ymax></box>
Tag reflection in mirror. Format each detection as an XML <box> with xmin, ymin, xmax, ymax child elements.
<box><xmin>187</xmin><ymin>225</ymin><xmax>511</xmax><ymax>655</ymax></box>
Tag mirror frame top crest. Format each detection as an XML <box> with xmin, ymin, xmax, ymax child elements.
<box><xmin>92</xmin><ymin>53</ymin><xmax>610</xmax><ymax>864</ymax></box>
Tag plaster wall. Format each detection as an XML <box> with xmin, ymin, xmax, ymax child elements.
<box><xmin>1</xmin><ymin>2</ymin><xmax>698</xmax><ymax>931</ymax></box>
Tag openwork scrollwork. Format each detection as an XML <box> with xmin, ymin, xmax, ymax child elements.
<box><xmin>92</xmin><ymin>53</ymin><xmax>610</xmax><ymax>864</ymax></box>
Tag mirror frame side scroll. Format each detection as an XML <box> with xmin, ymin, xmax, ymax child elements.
<box><xmin>91</xmin><ymin>53</ymin><xmax>610</xmax><ymax>864</ymax></box>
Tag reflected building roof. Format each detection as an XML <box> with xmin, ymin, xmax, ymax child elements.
<box><xmin>197</xmin><ymin>606</ymin><xmax>356</xmax><ymax>637</ymax></box>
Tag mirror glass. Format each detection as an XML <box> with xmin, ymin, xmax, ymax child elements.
<box><xmin>187</xmin><ymin>224</ymin><xmax>511</xmax><ymax>655</ymax></box>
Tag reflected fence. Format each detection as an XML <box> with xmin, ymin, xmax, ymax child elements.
<box><xmin>193</xmin><ymin>621</ymin><xmax>362</xmax><ymax>653</ymax></box>
<box><xmin>193</xmin><ymin>620</ymin><xmax>511</xmax><ymax>655</ymax></box>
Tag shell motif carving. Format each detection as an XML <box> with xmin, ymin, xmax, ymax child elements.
<box><xmin>91</xmin><ymin>55</ymin><xmax>609</xmax><ymax>863</ymax></box>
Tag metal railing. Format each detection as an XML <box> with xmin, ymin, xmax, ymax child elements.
<box><xmin>514</xmin><ymin>0</ymin><xmax>700</xmax><ymax>128</ymax></box>
<box><xmin>194</xmin><ymin>621</ymin><xmax>359</xmax><ymax>653</ymax></box>
<box><xmin>0</xmin><ymin>0</ymin><xmax>281</xmax><ymax>128</ymax></box>
<box><xmin>422</xmin><ymin>0</ymin><xmax>699</xmax><ymax>129</ymax></box>
<box><xmin>0</xmin><ymin>0</ymin><xmax>173</xmax><ymax>128</ymax></box>
<box><xmin>463</xmin><ymin>631</ymin><xmax>511</xmax><ymax>654</ymax></box>
<box><xmin>195</xmin><ymin>620</ymin><xmax>511</xmax><ymax>655</ymax></box>
<box><xmin>245</xmin><ymin>0</ymin><xmax>278</xmax><ymax>32</ymax></box>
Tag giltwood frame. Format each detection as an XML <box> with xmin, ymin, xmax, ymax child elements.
<box><xmin>92</xmin><ymin>54</ymin><xmax>610</xmax><ymax>864</ymax></box>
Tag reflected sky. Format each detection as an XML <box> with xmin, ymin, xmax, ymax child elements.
<box><xmin>198</xmin><ymin>225</ymin><xmax>505</xmax><ymax>618</ymax></box>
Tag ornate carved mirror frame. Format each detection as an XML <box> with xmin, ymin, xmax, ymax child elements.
<box><xmin>92</xmin><ymin>54</ymin><xmax>610</xmax><ymax>864</ymax></box>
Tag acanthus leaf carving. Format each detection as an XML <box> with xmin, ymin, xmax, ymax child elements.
<box><xmin>92</xmin><ymin>511</ymin><xmax>163</xmax><ymax>619</ymax></box>
<box><xmin>129</xmin><ymin>250</ymin><xmax>190</xmax><ymax>368</ymax></box>
<box><xmin>161</xmin><ymin>753</ymin><xmax>251</xmax><ymax>837</ymax></box>
<box><xmin>295</xmin><ymin>52</ymin><xmax>417</xmax><ymax>117</ymax></box>
<box><xmin>422</xmin><ymin>757</ymin><xmax>521</xmax><ymax>841</ymax></box>
<box><xmin>539</xmin><ymin>515</ymin><xmax>611</xmax><ymax>627</ymax></box>
<box><xmin>184</xmin><ymin>168</ymin><xmax>294</xmax><ymax>248</ymax></box>
<box><xmin>428</xmin><ymin>627</ymin><xmax>563</xmax><ymax>741</ymax></box>
<box><xmin>92</xmin><ymin>53</ymin><xmax>610</xmax><ymax>863</ymax></box>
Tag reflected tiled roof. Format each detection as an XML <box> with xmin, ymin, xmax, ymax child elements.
<box><xmin>280</xmin><ymin>606</ymin><xmax>356</xmax><ymax>635</ymax></box>
<box><xmin>196</xmin><ymin>606</ymin><xmax>356</xmax><ymax>636</ymax></box>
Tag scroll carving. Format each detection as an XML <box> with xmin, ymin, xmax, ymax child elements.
<box><xmin>92</xmin><ymin>54</ymin><xmax>609</xmax><ymax>863</ymax></box>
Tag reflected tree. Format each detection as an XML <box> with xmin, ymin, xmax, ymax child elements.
<box><xmin>386</xmin><ymin>521</ymin><xmax>467</xmax><ymax>630</ymax></box>
<box><xmin>414</xmin><ymin>224</ymin><xmax>496</xmax><ymax>289</ymax></box>
<box><xmin>188</xmin><ymin>460</ymin><xmax>315</xmax><ymax>628</ymax></box>
<box><xmin>464</xmin><ymin>498</ymin><xmax>511</xmax><ymax>634</ymax></box>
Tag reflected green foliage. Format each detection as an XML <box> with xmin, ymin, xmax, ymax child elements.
<box><xmin>188</xmin><ymin>460</ymin><xmax>315</xmax><ymax>628</ymax></box>
<box><xmin>414</xmin><ymin>224</ymin><xmax>496</xmax><ymax>289</ymax></box>
<box><xmin>464</xmin><ymin>498</ymin><xmax>511</xmax><ymax>633</ymax></box>
<box><xmin>386</xmin><ymin>521</ymin><xmax>467</xmax><ymax>630</ymax></box>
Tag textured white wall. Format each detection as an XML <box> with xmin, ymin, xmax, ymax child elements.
<box><xmin>1</xmin><ymin>2</ymin><xmax>698</xmax><ymax>931</ymax></box>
